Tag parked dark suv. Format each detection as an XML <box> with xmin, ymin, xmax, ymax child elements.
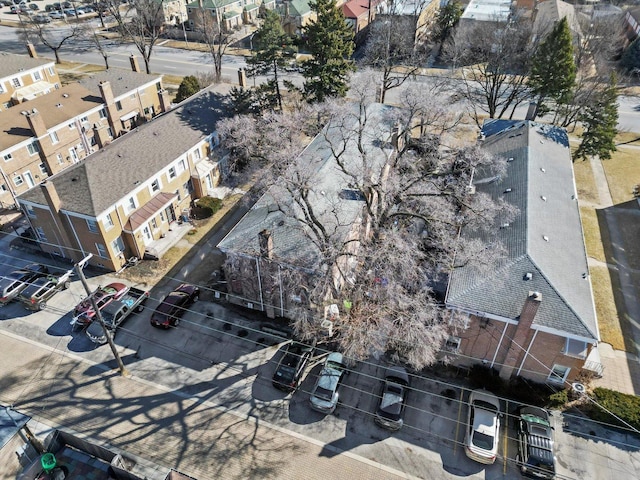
<box><xmin>515</xmin><ymin>406</ymin><xmax>556</xmax><ymax>479</ymax></box>
<box><xmin>271</xmin><ymin>342</ymin><xmax>314</xmax><ymax>392</ymax></box>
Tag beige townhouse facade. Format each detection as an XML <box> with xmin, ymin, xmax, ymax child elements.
<box><xmin>17</xmin><ymin>89</ymin><xmax>227</xmax><ymax>272</ymax></box>
<box><xmin>0</xmin><ymin>68</ymin><xmax>169</xmax><ymax>209</ymax></box>
<box><xmin>186</xmin><ymin>0</ymin><xmax>275</xmax><ymax>32</ymax></box>
<box><xmin>0</xmin><ymin>51</ymin><xmax>61</xmax><ymax>111</ymax></box>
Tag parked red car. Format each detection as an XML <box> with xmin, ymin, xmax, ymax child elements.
<box><xmin>71</xmin><ymin>282</ymin><xmax>129</xmax><ymax>329</ymax></box>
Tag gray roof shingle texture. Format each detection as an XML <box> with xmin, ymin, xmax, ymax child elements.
<box><xmin>217</xmin><ymin>103</ymin><xmax>396</xmax><ymax>270</ymax></box>
<box><xmin>19</xmin><ymin>89</ymin><xmax>229</xmax><ymax>217</ymax></box>
<box><xmin>0</xmin><ymin>53</ymin><xmax>53</xmax><ymax>80</ymax></box>
<box><xmin>446</xmin><ymin>120</ymin><xmax>598</xmax><ymax>341</ymax></box>
<box><xmin>78</xmin><ymin>68</ymin><xmax>161</xmax><ymax>98</ymax></box>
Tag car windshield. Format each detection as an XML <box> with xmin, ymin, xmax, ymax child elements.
<box><xmin>475</xmin><ymin>400</ymin><xmax>498</xmax><ymax>413</ymax></box>
<box><xmin>314</xmin><ymin>386</ymin><xmax>334</xmax><ymax>402</ymax></box>
<box><xmin>472</xmin><ymin>430</ymin><xmax>495</xmax><ymax>450</ymax></box>
<box><xmin>527</xmin><ymin>458</ymin><xmax>555</xmax><ymax>473</ymax></box>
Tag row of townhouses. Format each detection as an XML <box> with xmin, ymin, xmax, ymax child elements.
<box><xmin>0</xmin><ymin>52</ymin><xmax>170</xmax><ymax>210</ymax></box>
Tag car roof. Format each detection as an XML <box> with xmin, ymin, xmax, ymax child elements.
<box><xmin>326</xmin><ymin>352</ymin><xmax>343</xmax><ymax>364</ymax></box>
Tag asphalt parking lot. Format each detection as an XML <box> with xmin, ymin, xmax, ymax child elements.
<box><xmin>1</xmin><ymin>242</ymin><xmax>640</xmax><ymax>479</ymax></box>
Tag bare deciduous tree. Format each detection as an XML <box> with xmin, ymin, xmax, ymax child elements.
<box><xmin>219</xmin><ymin>75</ymin><xmax>516</xmax><ymax>368</ymax></box>
<box><xmin>192</xmin><ymin>7</ymin><xmax>241</xmax><ymax>83</ymax></box>
<box><xmin>110</xmin><ymin>0</ymin><xmax>164</xmax><ymax>74</ymax></box>
<box><xmin>361</xmin><ymin>0</ymin><xmax>433</xmax><ymax>103</ymax></box>
<box><xmin>443</xmin><ymin>16</ymin><xmax>533</xmax><ymax>124</ymax></box>
<box><xmin>20</xmin><ymin>16</ymin><xmax>89</xmax><ymax>64</ymax></box>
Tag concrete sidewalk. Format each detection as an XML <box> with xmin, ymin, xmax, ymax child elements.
<box><xmin>0</xmin><ymin>330</ymin><xmax>408</xmax><ymax>480</ymax></box>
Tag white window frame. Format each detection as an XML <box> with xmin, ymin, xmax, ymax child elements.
<box><xmin>32</xmin><ymin>70</ymin><xmax>42</xmax><ymax>81</ymax></box>
<box><xmin>168</xmin><ymin>166</ymin><xmax>176</xmax><ymax>179</ymax></box>
<box><xmin>27</xmin><ymin>142</ymin><xmax>40</xmax><ymax>156</ymax></box>
<box><xmin>564</xmin><ymin>338</ymin><xmax>588</xmax><ymax>359</ymax></box>
<box><xmin>150</xmin><ymin>178</ymin><xmax>161</xmax><ymax>193</ymax></box>
<box><xmin>68</xmin><ymin>122</ymin><xmax>76</xmax><ymax>129</ymax></box>
<box><xmin>177</xmin><ymin>159</ymin><xmax>186</xmax><ymax>174</ymax></box>
<box><xmin>24</xmin><ymin>205</ymin><xmax>36</xmax><ymax>217</ymax></box>
<box><xmin>99</xmin><ymin>108</ymin><xmax>107</xmax><ymax>119</ymax></box>
<box><xmin>39</xmin><ymin>163</ymin><xmax>47</xmax><ymax>175</ymax></box>
<box><xmin>11</xmin><ymin>77</ymin><xmax>21</xmax><ymax>88</ymax></box>
<box><xmin>50</xmin><ymin>131</ymin><xmax>59</xmax><ymax>144</ymax></box>
<box><xmin>86</xmin><ymin>219</ymin><xmax>99</xmax><ymax>233</ymax></box>
<box><xmin>95</xmin><ymin>243</ymin><xmax>108</xmax><ymax>258</ymax></box>
<box><xmin>111</xmin><ymin>236</ymin><xmax>125</xmax><ymax>254</ymax></box>
<box><xmin>3</xmin><ymin>153</ymin><xmax>12</xmax><ymax>162</ymax></box>
<box><xmin>103</xmin><ymin>214</ymin><xmax>115</xmax><ymax>231</ymax></box>
<box><xmin>444</xmin><ymin>336</ymin><xmax>461</xmax><ymax>353</ymax></box>
<box><xmin>36</xmin><ymin>226</ymin><xmax>47</xmax><ymax>241</ymax></box>
<box><xmin>0</xmin><ymin>82</ymin><xmax>5</xmax><ymax>94</ymax></box>
<box><xmin>548</xmin><ymin>364</ymin><xmax>570</xmax><ymax>385</ymax></box>
<box><xmin>125</xmin><ymin>196</ymin><xmax>136</xmax><ymax>213</ymax></box>
<box><xmin>80</xmin><ymin>116</ymin><xmax>89</xmax><ymax>124</ymax></box>
<box><xmin>56</xmin><ymin>153</ymin><xmax>64</xmax><ymax>165</ymax></box>
<box><xmin>13</xmin><ymin>174</ymin><xmax>24</xmax><ymax>187</ymax></box>
<box><xmin>193</xmin><ymin>148</ymin><xmax>201</xmax><ymax>160</ymax></box>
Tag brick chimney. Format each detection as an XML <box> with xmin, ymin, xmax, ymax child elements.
<box><xmin>238</xmin><ymin>68</ymin><xmax>247</xmax><ymax>88</ymax></box>
<box><xmin>92</xmin><ymin>121</ymin><xmax>111</xmax><ymax>149</ymax></box>
<box><xmin>26</xmin><ymin>43</ymin><xmax>37</xmax><ymax>58</ymax></box>
<box><xmin>130</xmin><ymin>54</ymin><xmax>141</xmax><ymax>73</ymax></box>
<box><xmin>158</xmin><ymin>88</ymin><xmax>170</xmax><ymax>113</ymax></box>
<box><xmin>499</xmin><ymin>291</ymin><xmax>542</xmax><ymax>380</ymax></box>
<box><xmin>40</xmin><ymin>179</ymin><xmax>83</xmax><ymax>262</ymax></box>
<box><xmin>25</xmin><ymin>108</ymin><xmax>47</xmax><ymax>138</ymax></box>
<box><xmin>258</xmin><ymin>229</ymin><xmax>274</xmax><ymax>259</ymax></box>
<box><xmin>98</xmin><ymin>81</ymin><xmax>114</xmax><ymax>105</ymax></box>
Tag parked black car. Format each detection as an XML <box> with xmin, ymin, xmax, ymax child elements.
<box><xmin>0</xmin><ymin>264</ymin><xmax>49</xmax><ymax>305</ymax></box>
<box><xmin>374</xmin><ymin>366</ymin><xmax>410</xmax><ymax>431</ymax></box>
<box><xmin>150</xmin><ymin>283</ymin><xmax>200</xmax><ymax>328</ymax></box>
<box><xmin>516</xmin><ymin>406</ymin><xmax>556</xmax><ymax>479</ymax></box>
<box><xmin>271</xmin><ymin>342</ymin><xmax>314</xmax><ymax>392</ymax></box>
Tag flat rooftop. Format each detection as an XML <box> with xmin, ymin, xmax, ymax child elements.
<box><xmin>461</xmin><ymin>0</ymin><xmax>511</xmax><ymax>21</ymax></box>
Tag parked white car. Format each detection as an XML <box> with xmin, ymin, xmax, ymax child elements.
<box><xmin>465</xmin><ymin>389</ymin><xmax>501</xmax><ymax>464</ymax></box>
<box><xmin>309</xmin><ymin>352</ymin><xmax>347</xmax><ymax>414</ymax></box>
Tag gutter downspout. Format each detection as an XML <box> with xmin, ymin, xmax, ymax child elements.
<box><xmin>491</xmin><ymin>322</ymin><xmax>508</xmax><ymax>368</ymax></box>
<box><xmin>517</xmin><ymin>329</ymin><xmax>538</xmax><ymax>377</ymax></box>
<box><xmin>255</xmin><ymin>256</ymin><xmax>264</xmax><ymax>311</ymax></box>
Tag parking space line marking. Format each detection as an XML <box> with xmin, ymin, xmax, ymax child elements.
<box><xmin>454</xmin><ymin>389</ymin><xmax>464</xmax><ymax>455</ymax></box>
<box><xmin>0</xmin><ymin>329</ymin><xmax>417</xmax><ymax>479</ymax></box>
<box><xmin>504</xmin><ymin>399</ymin><xmax>509</xmax><ymax>475</ymax></box>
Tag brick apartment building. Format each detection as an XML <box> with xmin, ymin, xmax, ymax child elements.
<box><xmin>0</xmin><ymin>50</ymin><xmax>61</xmax><ymax>111</ymax></box>
<box><xmin>445</xmin><ymin>120</ymin><xmax>601</xmax><ymax>385</ymax></box>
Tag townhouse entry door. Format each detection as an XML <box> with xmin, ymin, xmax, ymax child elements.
<box><xmin>142</xmin><ymin>226</ymin><xmax>152</xmax><ymax>245</ymax></box>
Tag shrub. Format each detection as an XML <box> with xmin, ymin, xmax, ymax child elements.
<box><xmin>195</xmin><ymin>196</ymin><xmax>223</xmax><ymax>214</ymax></box>
<box><xmin>585</xmin><ymin>387</ymin><xmax>640</xmax><ymax>431</ymax></box>
<box><xmin>547</xmin><ymin>389</ymin><xmax>569</xmax><ymax>409</ymax></box>
<box><xmin>174</xmin><ymin>76</ymin><xmax>201</xmax><ymax>103</ymax></box>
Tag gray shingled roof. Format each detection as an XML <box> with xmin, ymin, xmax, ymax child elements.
<box><xmin>217</xmin><ymin>103</ymin><xmax>396</xmax><ymax>270</ymax></box>
<box><xmin>18</xmin><ymin>88</ymin><xmax>229</xmax><ymax>216</ymax></box>
<box><xmin>446</xmin><ymin>120</ymin><xmax>598</xmax><ymax>341</ymax></box>
<box><xmin>0</xmin><ymin>84</ymin><xmax>102</xmax><ymax>150</ymax></box>
<box><xmin>78</xmin><ymin>68</ymin><xmax>161</xmax><ymax>99</ymax></box>
<box><xmin>0</xmin><ymin>53</ymin><xmax>53</xmax><ymax>80</ymax></box>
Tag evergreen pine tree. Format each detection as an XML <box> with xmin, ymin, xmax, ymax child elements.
<box><xmin>529</xmin><ymin>17</ymin><xmax>576</xmax><ymax>117</ymax></box>
<box><xmin>174</xmin><ymin>76</ymin><xmax>200</xmax><ymax>103</ymax></box>
<box><xmin>302</xmin><ymin>0</ymin><xmax>355</xmax><ymax>103</ymax></box>
<box><xmin>247</xmin><ymin>9</ymin><xmax>295</xmax><ymax>111</ymax></box>
<box><xmin>575</xmin><ymin>73</ymin><xmax>619</xmax><ymax>161</ymax></box>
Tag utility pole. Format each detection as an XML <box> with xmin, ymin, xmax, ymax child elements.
<box><xmin>74</xmin><ymin>254</ymin><xmax>128</xmax><ymax>376</ymax></box>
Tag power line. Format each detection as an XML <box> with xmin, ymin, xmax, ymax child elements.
<box><xmin>1</xmin><ymin>224</ymin><xmax>638</xmax><ymax>443</ymax></box>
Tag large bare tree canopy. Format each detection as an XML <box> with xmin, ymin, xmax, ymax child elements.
<box><xmin>218</xmin><ymin>74</ymin><xmax>516</xmax><ymax>369</ymax></box>
<box><xmin>443</xmin><ymin>16</ymin><xmax>533</xmax><ymax>123</ymax></box>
